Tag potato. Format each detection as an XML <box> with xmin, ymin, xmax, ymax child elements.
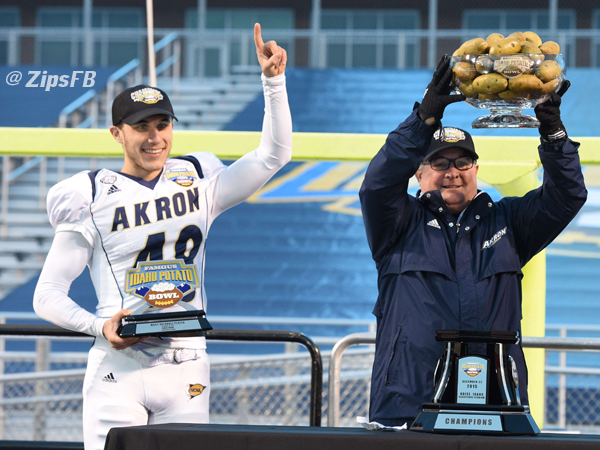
<box><xmin>473</xmin><ymin>73</ymin><xmax>508</xmax><ymax>94</ymax></box>
<box><xmin>498</xmin><ymin>90</ymin><xmax>522</xmax><ymax>100</ymax></box>
<box><xmin>541</xmin><ymin>78</ymin><xmax>560</xmax><ymax>94</ymax></box>
<box><xmin>508</xmin><ymin>31</ymin><xmax>526</xmax><ymax>42</ymax></box>
<box><xmin>508</xmin><ymin>74</ymin><xmax>544</xmax><ymax>94</ymax></box>
<box><xmin>540</xmin><ymin>41</ymin><xmax>560</xmax><ymax>54</ymax></box>
<box><xmin>486</xmin><ymin>33</ymin><xmax>504</xmax><ymax>48</ymax></box>
<box><xmin>520</xmin><ymin>41</ymin><xmax>543</xmax><ymax>56</ymax></box>
<box><xmin>475</xmin><ymin>55</ymin><xmax>494</xmax><ymax>74</ymax></box>
<box><xmin>458</xmin><ymin>80</ymin><xmax>477</xmax><ymax>98</ymax></box>
<box><xmin>523</xmin><ymin>31</ymin><xmax>543</xmax><ymax>47</ymax></box>
<box><xmin>458</xmin><ymin>38</ymin><xmax>489</xmax><ymax>55</ymax></box>
<box><xmin>452</xmin><ymin>61</ymin><xmax>477</xmax><ymax>82</ymax></box>
<box><xmin>535</xmin><ymin>60</ymin><xmax>562</xmax><ymax>82</ymax></box>
<box><xmin>489</xmin><ymin>37</ymin><xmax>522</xmax><ymax>55</ymax></box>
<box><xmin>478</xmin><ymin>93</ymin><xmax>500</xmax><ymax>101</ymax></box>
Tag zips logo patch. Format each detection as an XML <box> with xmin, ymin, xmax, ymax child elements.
<box><xmin>482</xmin><ymin>227</ymin><xmax>507</xmax><ymax>250</ymax></box>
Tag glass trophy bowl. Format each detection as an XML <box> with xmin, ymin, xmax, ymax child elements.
<box><xmin>450</xmin><ymin>53</ymin><xmax>566</xmax><ymax>129</ymax></box>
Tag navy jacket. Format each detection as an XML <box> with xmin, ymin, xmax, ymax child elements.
<box><xmin>359</xmin><ymin>109</ymin><xmax>587</xmax><ymax>425</ymax></box>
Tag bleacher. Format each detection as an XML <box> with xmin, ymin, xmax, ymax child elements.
<box><xmin>159</xmin><ymin>72</ymin><xmax>263</xmax><ymax>131</ymax></box>
<box><xmin>226</xmin><ymin>68</ymin><xmax>600</xmax><ymax>137</ymax></box>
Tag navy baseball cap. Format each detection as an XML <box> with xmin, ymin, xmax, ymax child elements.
<box><xmin>112</xmin><ymin>85</ymin><xmax>178</xmax><ymax>126</ymax></box>
<box><xmin>424</xmin><ymin>127</ymin><xmax>479</xmax><ymax>161</ymax></box>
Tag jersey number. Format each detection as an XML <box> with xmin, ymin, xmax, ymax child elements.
<box><xmin>134</xmin><ymin>225</ymin><xmax>203</xmax><ymax>267</ymax></box>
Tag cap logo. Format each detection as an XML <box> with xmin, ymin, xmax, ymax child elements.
<box><xmin>130</xmin><ymin>88</ymin><xmax>163</xmax><ymax>104</ymax></box>
<box><xmin>435</xmin><ymin>127</ymin><xmax>466</xmax><ymax>143</ymax></box>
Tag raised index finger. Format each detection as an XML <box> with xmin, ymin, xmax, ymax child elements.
<box><xmin>254</xmin><ymin>23</ymin><xmax>264</xmax><ymax>51</ymax></box>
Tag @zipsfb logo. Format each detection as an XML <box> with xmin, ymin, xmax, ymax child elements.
<box><xmin>5</xmin><ymin>70</ymin><xmax>96</xmax><ymax>91</ymax></box>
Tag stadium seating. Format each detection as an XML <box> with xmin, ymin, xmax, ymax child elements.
<box><xmin>225</xmin><ymin>68</ymin><xmax>600</xmax><ymax>138</ymax></box>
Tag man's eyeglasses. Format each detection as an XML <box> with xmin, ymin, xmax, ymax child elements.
<box><xmin>423</xmin><ymin>156</ymin><xmax>476</xmax><ymax>171</ymax></box>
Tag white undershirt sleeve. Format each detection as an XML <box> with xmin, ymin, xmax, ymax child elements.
<box><xmin>33</xmin><ymin>230</ymin><xmax>107</xmax><ymax>338</ymax></box>
<box><xmin>212</xmin><ymin>73</ymin><xmax>292</xmax><ymax>217</ymax></box>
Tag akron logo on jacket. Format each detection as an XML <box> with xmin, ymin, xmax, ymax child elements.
<box><xmin>482</xmin><ymin>227</ymin><xmax>507</xmax><ymax>250</ymax></box>
<box><xmin>125</xmin><ymin>260</ymin><xmax>199</xmax><ymax>308</ymax></box>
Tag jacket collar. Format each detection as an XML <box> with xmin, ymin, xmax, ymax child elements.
<box><xmin>418</xmin><ymin>189</ymin><xmax>494</xmax><ymax>230</ymax></box>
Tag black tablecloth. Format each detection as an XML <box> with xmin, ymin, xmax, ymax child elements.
<box><xmin>104</xmin><ymin>423</ymin><xmax>600</xmax><ymax>450</ymax></box>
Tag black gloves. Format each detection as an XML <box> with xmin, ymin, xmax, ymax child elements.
<box><xmin>418</xmin><ymin>55</ymin><xmax>466</xmax><ymax>125</ymax></box>
<box><xmin>535</xmin><ymin>80</ymin><xmax>570</xmax><ymax>142</ymax></box>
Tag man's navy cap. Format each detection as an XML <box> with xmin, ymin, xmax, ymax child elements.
<box><xmin>424</xmin><ymin>127</ymin><xmax>479</xmax><ymax>161</ymax></box>
<box><xmin>112</xmin><ymin>85</ymin><xmax>178</xmax><ymax>126</ymax></box>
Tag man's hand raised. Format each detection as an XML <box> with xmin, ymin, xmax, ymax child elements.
<box><xmin>418</xmin><ymin>55</ymin><xmax>465</xmax><ymax>126</ymax></box>
<box><xmin>254</xmin><ymin>23</ymin><xmax>287</xmax><ymax>77</ymax></box>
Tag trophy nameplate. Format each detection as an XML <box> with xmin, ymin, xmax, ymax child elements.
<box><xmin>119</xmin><ymin>309</ymin><xmax>213</xmax><ymax>338</ymax></box>
<box><xmin>410</xmin><ymin>330</ymin><xmax>539</xmax><ymax>435</ymax></box>
<box><xmin>118</xmin><ymin>259</ymin><xmax>213</xmax><ymax>338</ymax></box>
<box><xmin>456</xmin><ymin>356</ymin><xmax>488</xmax><ymax>404</ymax></box>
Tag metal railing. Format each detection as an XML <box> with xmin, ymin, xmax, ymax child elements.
<box><xmin>0</xmin><ymin>324</ymin><xmax>323</xmax><ymax>429</ymax></box>
<box><xmin>0</xmin><ymin>156</ymin><xmax>48</xmax><ymax>239</ymax></box>
<box><xmin>2</xmin><ymin>27</ymin><xmax>600</xmax><ymax>72</ymax></box>
<box><xmin>56</xmin><ymin>32</ymin><xmax>181</xmax><ymax>130</ymax></box>
<box><xmin>103</xmin><ymin>58</ymin><xmax>143</xmax><ymax>128</ymax></box>
<box><xmin>327</xmin><ymin>332</ymin><xmax>600</xmax><ymax>428</ymax></box>
<box><xmin>58</xmin><ymin>90</ymin><xmax>98</xmax><ymax>129</ymax></box>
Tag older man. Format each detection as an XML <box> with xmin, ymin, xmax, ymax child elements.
<box><xmin>359</xmin><ymin>55</ymin><xmax>587</xmax><ymax>427</ymax></box>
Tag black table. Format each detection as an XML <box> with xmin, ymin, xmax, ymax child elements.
<box><xmin>104</xmin><ymin>423</ymin><xmax>600</xmax><ymax>450</ymax></box>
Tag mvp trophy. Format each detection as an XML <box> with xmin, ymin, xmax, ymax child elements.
<box><xmin>410</xmin><ymin>330</ymin><xmax>539</xmax><ymax>435</ymax></box>
<box><xmin>118</xmin><ymin>260</ymin><xmax>213</xmax><ymax>338</ymax></box>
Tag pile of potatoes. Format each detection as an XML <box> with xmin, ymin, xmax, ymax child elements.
<box><xmin>451</xmin><ymin>31</ymin><xmax>565</xmax><ymax>102</ymax></box>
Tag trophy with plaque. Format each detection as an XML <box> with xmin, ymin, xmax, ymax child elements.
<box><xmin>118</xmin><ymin>260</ymin><xmax>213</xmax><ymax>338</ymax></box>
<box><xmin>410</xmin><ymin>330</ymin><xmax>539</xmax><ymax>435</ymax></box>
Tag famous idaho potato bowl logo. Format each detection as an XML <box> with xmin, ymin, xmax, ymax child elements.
<box><xmin>462</xmin><ymin>362</ymin><xmax>484</xmax><ymax>378</ymax></box>
<box><xmin>125</xmin><ymin>260</ymin><xmax>199</xmax><ymax>309</ymax></box>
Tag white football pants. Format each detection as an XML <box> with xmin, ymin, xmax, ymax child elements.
<box><xmin>82</xmin><ymin>339</ymin><xmax>210</xmax><ymax>450</ymax></box>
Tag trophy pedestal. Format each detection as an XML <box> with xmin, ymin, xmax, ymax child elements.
<box><xmin>411</xmin><ymin>403</ymin><xmax>539</xmax><ymax>435</ymax></box>
<box><xmin>411</xmin><ymin>330</ymin><xmax>539</xmax><ymax>435</ymax></box>
<box><xmin>119</xmin><ymin>309</ymin><xmax>213</xmax><ymax>338</ymax></box>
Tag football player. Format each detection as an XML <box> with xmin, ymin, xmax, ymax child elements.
<box><xmin>33</xmin><ymin>24</ymin><xmax>291</xmax><ymax>449</ymax></box>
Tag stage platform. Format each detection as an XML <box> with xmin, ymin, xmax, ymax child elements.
<box><xmin>104</xmin><ymin>423</ymin><xmax>600</xmax><ymax>450</ymax></box>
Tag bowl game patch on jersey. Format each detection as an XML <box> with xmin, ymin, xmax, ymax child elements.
<box><xmin>165</xmin><ymin>167</ymin><xmax>196</xmax><ymax>187</ymax></box>
<box><xmin>125</xmin><ymin>260</ymin><xmax>199</xmax><ymax>308</ymax></box>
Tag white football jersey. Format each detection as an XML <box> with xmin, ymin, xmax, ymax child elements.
<box><xmin>47</xmin><ymin>152</ymin><xmax>227</xmax><ymax>349</ymax></box>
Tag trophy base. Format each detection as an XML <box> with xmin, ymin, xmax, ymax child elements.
<box><xmin>118</xmin><ymin>310</ymin><xmax>213</xmax><ymax>338</ymax></box>
<box><xmin>410</xmin><ymin>403</ymin><xmax>539</xmax><ymax>435</ymax></box>
<box><xmin>472</xmin><ymin>110</ymin><xmax>540</xmax><ymax>129</ymax></box>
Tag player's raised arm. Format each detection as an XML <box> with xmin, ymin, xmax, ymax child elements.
<box><xmin>210</xmin><ymin>23</ymin><xmax>292</xmax><ymax>217</ymax></box>
<box><xmin>254</xmin><ymin>22</ymin><xmax>287</xmax><ymax>77</ymax></box>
